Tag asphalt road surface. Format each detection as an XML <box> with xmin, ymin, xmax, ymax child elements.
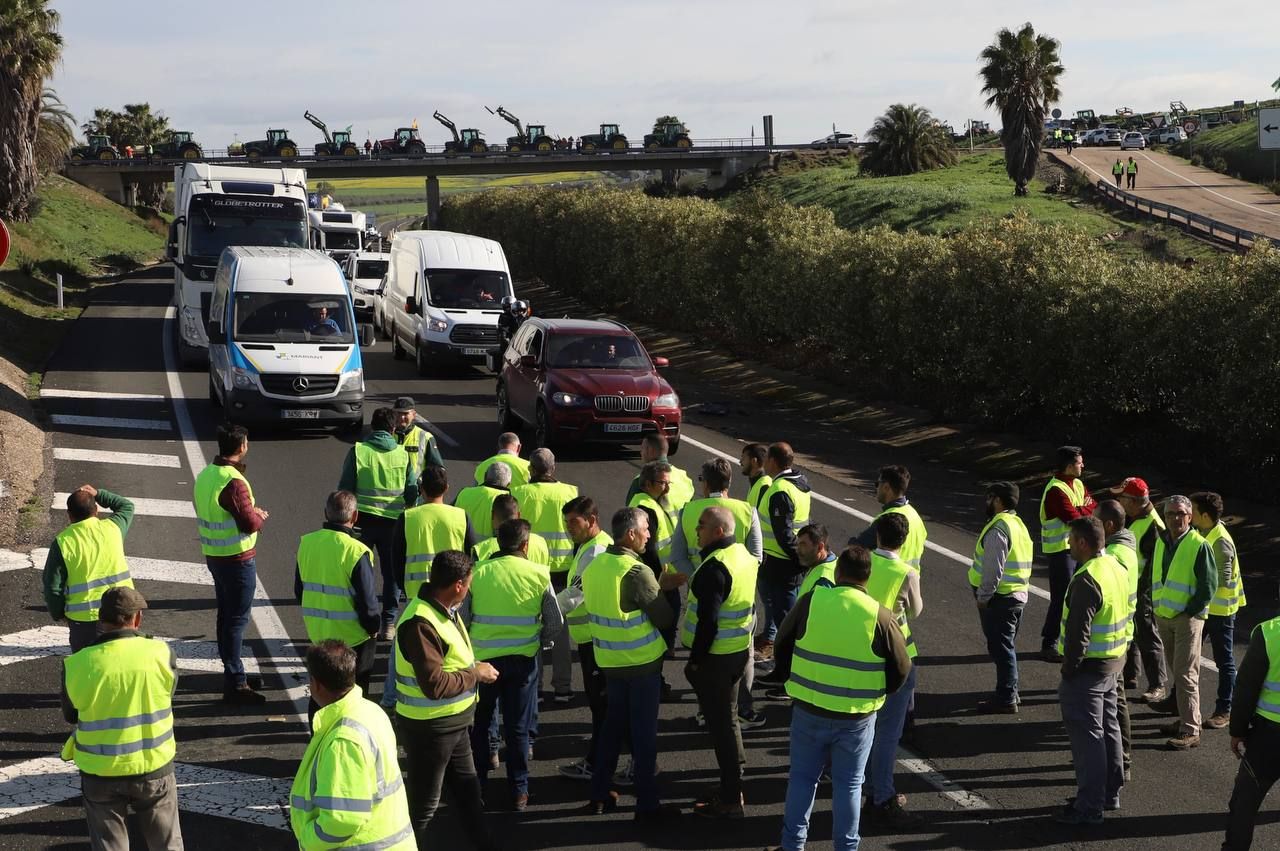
<box><xmin>0</xmin><ymin>266</ymin><xmax>1274</xmax><ymax>850</ymax></box>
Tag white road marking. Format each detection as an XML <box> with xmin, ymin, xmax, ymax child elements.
<box><xmin>4</xmin><ymin>548</ymin><xmax>213</xmax><ymax>586</ymax></box>
<box><xmin>50</xmin><ymin>414</ymin><xmax>171</xmax><ymax>431</ymax></box>
<box><xmin>899</xmin><ymin>751</ymin><xmax>992</xmax><ymax>810</ymax></box>
<box><xmin>40</xmin><ymin>389</ymin><xmax>167</xmax><ymax>401</ymax></box>
<box><xmin>53</xmin><ymin>447</ymin><xmax>181</xmax><ymax>468</ymax></box>
<box><xmin>1138</xmin><ymin>151</ymin><xmax>1280</xmax><ymax>219</ymax></box>
<box><xmin>0</xmin><ymin>625</ymin><xmax>258</xmax><ymax>675</ymax></box>
<box><xmin>52</xmin><ymin>493</ymin><xmax>195</xmax><ymax>518</ymax></box>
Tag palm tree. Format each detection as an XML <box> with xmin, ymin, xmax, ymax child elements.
<box><xmin>34</xmin><ymin>87</ymin><xmax>75</xmax><ymax>173</ymax></box>
<box><xmin>0</xmin><ymin>0</ymin><xmax>64</xmax><ymax>221</ymax></box>
<box><xmin>860</xmin><ymin>104</ymin><xmax>957</xmax><ymax>176</ymax></box>
<box><xmin>979</xmin><ymin>23</ymin><xmax>1064</xmax><ymax>196</ymax></box>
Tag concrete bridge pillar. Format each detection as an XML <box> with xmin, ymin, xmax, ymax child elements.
<box><xmin>64</xmin><ymin>167</ymin><xmax>129</xmax><ymax>204</ymax></box>
<box><xmin>424</xmin><ymin>176</ymin><xmax>440</xmax><ymax>228</ymax></box>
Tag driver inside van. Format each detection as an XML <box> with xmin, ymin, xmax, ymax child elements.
<box><xmin>306</xmin><ymin>305</ymin><xmax>341</xmax><ymax>336</ymax></box>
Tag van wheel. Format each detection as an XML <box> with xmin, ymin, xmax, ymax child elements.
<box><xmin>496</xmin><ymin>383</ymin><xmax>518</xmax><ymax>430</ymax></box>
<box><xmin>391</xmin><ymin>333</ymin><xmax>406</xmax><ymax>360</ymax></box>
<box><xmin>415</xmin><ymin>343</ymin><xmax>432</xmax><ymax>376</ymax></box>
<box><xmin>208</xmin><ymin>375</ymin><xmax>221</xmax><ymax>407</ymax></box>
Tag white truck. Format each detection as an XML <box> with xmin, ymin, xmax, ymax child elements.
<box><xmin>169</xmin><ymin>163</ymin><xmax>309</xmax><ymax>365</ymax></box>
<box><xmin>308</xmin><ymin>206</ymin><xmax>368</xmax><ymax>262</ymax></box>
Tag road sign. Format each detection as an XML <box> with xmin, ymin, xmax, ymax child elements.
<box><xmin>0</xmin><ymin>219</ymin><xmax>9</xmax><ymax>268</ymax></box>
<box><xmin>1260</xmin><ymin>107</ymin><xmax>1280</xmax><ymax>151</ymax></box>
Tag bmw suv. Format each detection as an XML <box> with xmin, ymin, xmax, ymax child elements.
<box><xmin>496</xmin><ymin>318</ymin><xmax>682</xmax><ymax>452</ymax></box>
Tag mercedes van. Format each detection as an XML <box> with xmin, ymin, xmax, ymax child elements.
<box><xmin>206</xmin><ymin>246</ymin><xmax>374</xmax><ymax>428</ymax></box>
<box><xmin>384</xmin><ymin>231</ymin><xmax>515</xmax><ymax>374</ymax></box>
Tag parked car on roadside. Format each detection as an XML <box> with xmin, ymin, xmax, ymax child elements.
<box><xmin>1149</xmin><ymin>126</ymin><xmax>1188</xmax><ymax>145</ymax></box>
<box><xmin>1101</xmin><ymin>129</ymin><xmax>1123</xmax><ymax>146</ymax></box>
<box><xmin>1081</xmin><ymin>128</ymin><xmax>1108</xmax><ymax>147</ymax></box>
<box><xmin>1120</xmin><ymin>132</ymin><xmax>1146</xmax><ymax>151</ymax></box>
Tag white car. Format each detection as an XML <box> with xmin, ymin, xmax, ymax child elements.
<box><xmin>1120</xmin><ymin>132</ymin><xmax>1146</xmax><ymax>151</ymax></box>
<box><xmin>1081</xmin><ymin>128</ymin><xmax>1108</xmax><ymax>147</ymax></box>
<box><xmin>1149</xmin><ymin>126</ymin><xmax>1188</xmax><ymax>145</ymax></box>
<box><xmin>343</xmin><ymin>251</ymin><xmax>390</xmax><ymax>321</ymax></box>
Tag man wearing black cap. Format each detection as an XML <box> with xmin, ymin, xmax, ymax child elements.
<box><xmin>61</xmin><ymin>588</ymin><xmax>183</xmax><ymax>850</ymax></box>
<box><xmin>393</xmin><ymin>397</ymin><xmax>445</xmax><ymax>486</ymax></box>
<box><xmin>971</xmin><ymin>482</ymin><xmax>1034</xmax><ymax>712</ymax></box>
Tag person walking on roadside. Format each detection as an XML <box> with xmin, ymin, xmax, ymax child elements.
<box><xmin>194</xmin><ymin>423</ymin><xmax>268</xmax><ymax>705</ymax></box>
<box><xmin>626</xmin><ymin>433</ymin><xmax>695</xmax><ymax>523</ymax></box>
<box><xmin>364</xmin><ymin>138</ymin><xmax>372</xmax><ymax>157</ymax></box>
<box><xmin>61</xmin><ymin>588</ymin><xmax>183</xmax><ymax>851</ymax></box>
<box><xmin>1150</xmin><ymin>495</ymin><xmax>1217</xmax><ymax>750</ymax></box>
<box><xmin>757</xmin><ymin>442</ymin><xmax>812</xmax><ymax>662</ymax></box>
<box><xmin>294</xmin><ymin>491</ymin><xmax>381</xmax><ymax>721</ymax></box>
<box><xmin>741</xmin><ymin>442</ymin><xmax>773</xmax><ymax>511</ymax></box>
<box><xmin>338</xmin><ymin>407</ymin><xmax>418</xmax><ymax>642</ymax></box>
<box><xmin>471</xmin><ymin>494</ymin><xmax>551</xmax><ymax>565</ymax></box>
<box><xmin>393</xmin><ymin>550</ymin><xmax>500</xmax><ymax>850</ymax></box>
<box><xmin>1112</xmin><ymin>476</ymin><xmax>1168</xmax><ymax>703</ymax></box>
<box><xmin>1038</xmin><ymin>445</ymin><xmax>1097</xmax><ymax>662</ymax></box>
<box><xmin>290</xmin><ymin>640</ymin><xmax>413</xmax><ymax>851</ymax></box>
<box><xmin>1054</xmin><ymin>517</ymin><xmax>1127</xmax><ymax>825</ymax></box>
<box><xmin>1064</xmin><ymin>129</ymin><xmax>1075</xmax><ymax>154</ymax></box>
<box><xmin>462</xmin><ymin>519</ymin><xmax>563</xmax><ymax>810</ymax></box>
<box><xmin>1112</xmin><ymin>158</ymin><xmax>1124</xmax><ymax>187</ymax></box>
<box><xmin>851</xmin><ymin>465</ymin><xmax>928</xmax><ymax>571</ymax></box>
<box><xmin>475</xmin><ymin>432</ymin><xmax>530</xmax><ymax>489</ymax></box>
<box><xmin>971</xmin><ymin>481</ymin><xmax>1033</xmax><ymax>713</ymax></box>
<box><xmin>392</xmin><ymin>396</ymin><xmax>444</xmax><ymax>485</ymax></box>
<box><xmin>454</xmin><ymin>463</ymin><xmax>510</xmax><ymax>540</ymax></box>
<box><xmin>682</xmin><ymin>507</ymin><xmax>760</xmax><ymax>819</ymax></box>
<box><xmin>1126</xmin><ymin>157</ymin><xmax>1138</xmax><ymax>189</ymax></box>
<box><xmin>1192</xmin><ymin>491</ymin><xmax>1245</xmax><ymax>731</ymax></box>
<box><xmin>762</xmin><ymin>545</ymin><xmax>912</xmax><ymax>851</ymax></box>
<box><xmin>1098</xmin><ymin>499</ymin><xmax>1137</xmax><ymax>778</ymax></box>
<box><xmin>1221</xmin><ymin>613</ymin><xmax>1280</xmax><ymax>850</ymax></box>
<box><xmin>512</xmin><ymin>449</ymin><xmax>578</xmax><ymax>703</ymax></box>
<box><xmin>44</xmin><ymin>484</ymin><xmax>136</xmax><ymax>653</ymax></box>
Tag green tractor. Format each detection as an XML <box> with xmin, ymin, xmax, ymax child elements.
<box><xmin>488</xmin><ymin>106</ymin><xmax>555</xmax><ymax>153</ymax></box>
<box><xmin>305</xmin><ymin>111</ymin><xmax>360</xmax><ymax>157</ymax></box>
<box><xmin>643</xmin><ymin>121</ymin><xmax>692</xmax><ymax>150</ymax></box>
<box><xmin>433</xmin><ymin>111</ymin><xmax>488</xmax><ymax>154</ymax></box>
<box><xmin>240</xmin><ymin>128</ymin><xmax>299</xmax><ymax>159</ymax></box>
<box><xmin>579</xmin><ymin>123</ymin><xmax>628</xmax><ymax>153</ymax></box>
<box><xmin>68</xmin><ymin>134</ymin><xmax>120</xmax><ymax>161</ymax></box>
<box><xmin>152</xmin><ymin>131</ymin><xmax>203</xmax><ymax>160</ymax></box>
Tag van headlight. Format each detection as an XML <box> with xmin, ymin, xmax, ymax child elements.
<box><xmin>232</xmin><ymin>367</ymin><xmax>258</xmax><ymax>389</ymax></box>
<box><xmin>181</xmin><ymin>306</ymin><xmax>204</xmax><ymax>342</ymax></box>
<box><xmin>655</xmin><ymin>392</ymin><xmax>679</xmax><ymax>408</ymax></box>
<box><xmin>427</xmin><ymin>318</ymin><xmax>448</xmax><ymax>333</ymax></box>
<box><xmin>339</xmin><ymin>368</ymin><xmax>364</xmax><ymax>393</ymax></box>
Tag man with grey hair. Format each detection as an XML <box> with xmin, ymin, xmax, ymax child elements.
<box><xmin>454</xmin><ymin>462</ymin><xmax>511</xmax><ymax>540</ymax></box>
<box><xmin>1151</xmin><ymin>494</ymin><xmax>1218</xmax><ymax>750</ymax></box>
<box><xmin>295</xmin><ymin>491</ymin><xmax>382</xmax><ymax>718</ymax></box>
<box><xmin>475</xmin><ymin>432</ymin><xmax>530</xmax><ymax>488</ymax></box>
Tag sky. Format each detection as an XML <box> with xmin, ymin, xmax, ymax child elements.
<box><xmin>50</xmin><ymin>0</ymin><xmax>1279</xmax><ymax>150</ymax></box>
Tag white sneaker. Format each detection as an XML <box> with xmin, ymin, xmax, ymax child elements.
<box><xmin>614</xmin><ymin>757</ymin><xmax>634</xmax><ymax>786</ymax></box>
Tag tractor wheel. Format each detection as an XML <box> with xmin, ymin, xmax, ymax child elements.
<box><xmin>180</xmin><ymin>145</ymin><xmax>201</xmax><ymax>159</ymax></box>
<box><xmin>537</xmin><ymin>140</ymin><xmax>552</xmax><ymax>151</ymax></box>
<box><xmin>646</xmin><ymin>141</ymin><xmax>660</xmax><ymax>151</ymax></box>
<box><xmin>612</xmin><ymin>137</ymin><xmax>628</xmax><ymax>150</ymax></box>
<box><xmin>247</xmin><ymin>149</ymin><xmax>261</xmax><ymax>160</ymax></box>
<box><xmin>676</xmin><ymin>137</ymin><xmax>692</xmax><ymax>149</ymax></box>
<box><xmin>341</xmin><ymin>145</ymin><xmax>359</xmax><ymax>157</ymax></box>
<box><xmin>279</xmin><ymin>144</ymin><xmax>298</xmax><ymax>158</ymax></box>
<box><xmin>508</xmin><ymin>143</ymin><xmax>521</xmax><ymax>153</ymax></box>
<box><xmin>582</xmin><ymin>142</ymin><xmax>597</xmax><ymax>153</ymax></box>
<box><xmin>99</xmin><ymin>149</ymin><xmax>117</xmax><ymax>161</ymax></box>
<box><xmin>407</xmin><ymin>142</ymin><xmax>426</xmax><ymax>155</ymax></box>
<box><xmin>471</xmin><ymin>142</ymin><xmax>487</xmax><ymax>153</ymax></box>
<box><xmin>69</xmin><ymin>153</ymin><xmax>84</xmax><ymax>161</ymax></box>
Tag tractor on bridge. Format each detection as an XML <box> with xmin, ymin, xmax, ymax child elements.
<box><xmin>578</xmin><ymin>124</ymin><xmax>629</xmax><ymax>152</ymax></box>
<box><xmin>487</xmin><ymin>106</ymin><xmax>555</xmax><ymax>153</ymax></box>
<box><xmin>305</xmin><ymin>111</ymin><xmax>361</xmax><ymax>157</ymax></box>
<box><xmin>235</xmin><ymin>128</ymin><xmax>300</xmax><ymax>159</ymax></box>
<box><xmin>644</xmin><ymin>121</ymin><xmax>692</xmax><ymax>150</ymax></box>
<box><xmin>69</xmin><ymin>134</ymin><xmax>120</xmax><ymax>161</ymax></box>
<box><xmin>375</xmin><ymin>123</ymin><xmax>428</xmax><ymax>156</ymax></box>
<box><xmin>433</xmin><ymin>111</ymin><xmax>488</xmax><ymax>154</ymax></box>
<box><xmin>151</xmin><ymin>131</ymin><xmax>203</xmax><ymax>160</ymax></box>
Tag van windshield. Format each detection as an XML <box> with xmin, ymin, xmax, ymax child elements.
<box><xmin>324</xmin><ymin>231</ymin><xmax>361</xmax><ymax>251</ymax></box>
<box><xmin>188</xmin><ymin>194</ymin><xmax>308</xmax><ymax>262</ymax></box>
<box><xmin>233</xmin><ymin>292</ymin><xmax>354</xmax><ymax>344</ymax></box>
<box><xmin>424</xmin><ymin>269</ymin><xmax>511</xmax><ymax>310</ymax></box>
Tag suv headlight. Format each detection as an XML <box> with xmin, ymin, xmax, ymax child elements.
<box><xmin>427</xmin><ymin>318</ymin><xmax>448</xmax><ymax>333</ymax></box>
<box><xmin>339</xmin><ymin>368</ymin><xmax>364</xmax><ymax>393</ymax></box>
<box><xmin>551</xmin><ymin>391</ymin><xmax>586</xmax><ymax>407</ymax></box>
<box><xmin>655</xmin><ymin>392</ymin><xmax>679</xmax><ymax>408</ymax></box>
<box><xmin>232</xmin><ymin>367</ymin><xmax>258</xmax><ymax>389</ymax></box>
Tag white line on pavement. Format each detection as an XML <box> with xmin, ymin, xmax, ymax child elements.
<box><xmin>50</xmin><ymin>414</ymin><xmax>172</xmax><ymax>431</ymax></box>
<box><xmin>0</xmin><ymin>625</ymin><xmax>258</xmax><ymax>676</ymax></box>
<box><xmin>53</xmin><ymin>447</ymin><xmax>182</xmax><ymax>468</ymax></box>
<box><xmin>52</xmin><ymin>493</ymin><xmax>196</xmax><ymax>518</ymax></box>
<box><xmin>1139</xmin><ymin>151</ymin><xmax>1280</xmax><ymax>219</ymax></box>
<box><xmin>40</xmin><ymin>388</ymin><xmax>168</xmax><ymax>401</ymax></box>
<box><xmin>898</xmin><ymin>752</ymin><xmax>992</xmax><ymax>810</ymax></box>
<box><xmin>5</xmin><ymin>548</ymin><xmax>213</xmax><ymax>586</ymax></box>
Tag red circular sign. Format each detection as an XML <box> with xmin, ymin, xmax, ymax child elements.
<box><xmin>0</xmin><ymin>219</ymin><xmax>10</xmax><ymax>268</ymax></box>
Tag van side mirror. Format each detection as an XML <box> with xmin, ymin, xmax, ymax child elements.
<box><xmin>206</xmin><ymin>320</ymin><xmax>225</xmax><ymax>344</ymax></box>
<box><xmin>405</xmin><ymin>296</ymin><xmax>417</xmax><ymax>314</ymax></box>
<box><xmin>653</xmin><ymin>356</ymin><xmax>670</xmax><ymax>368</ymax></box>
<box><xmin>519</xmin><ymin>354</ymin><xmax>539</xmax><ymax>369</ymax></box>
<box><xmin>358</xmin><ymin>323</ymin><xmax>375</xmax><ymax>348</ymax></box>
<box><xmin>166</xmin><ymin>221</ymin><xmax>179</xmax><ymax>260</ymax></box>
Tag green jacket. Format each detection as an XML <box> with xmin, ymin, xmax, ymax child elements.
<box><xmin>338</xmin><ymin>431</ymin><xmax>418</xmax><ymax>512</ymax></box>
<box><xmin>43</xmin><ymin>490</ymin><xmax>135</xmax><ymax>620</ymax></box>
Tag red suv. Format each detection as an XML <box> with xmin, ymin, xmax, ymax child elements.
<box><xmin>496</xmin><ymin>318</ymin><xmax>682</xmax><ymax>452</ymax></box>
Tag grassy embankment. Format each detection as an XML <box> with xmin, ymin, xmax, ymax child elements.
<box><xmin>741</xmin><ymin>151</ymin><xmax>1221</xmax><ymax>263</ymax></box>
<box><xmin>0</xmin><ymin>175</ymin><xmax>166</xmax><ymax>372</ymax></box>
<box><xmin>324</xmin><ymin>172</ymin><xmax>610</xmax><ymax>220</ymax></box>
<box><xmin>1171</xmin><ymin>118</ymin><xmax>1280</xmax><ymax>188</ymax></box>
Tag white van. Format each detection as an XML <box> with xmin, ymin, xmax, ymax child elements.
<box><xmin>384</xmin><ymin>231</ymin><xmax>515</xmax><ymax>374</ymax></box>
<box><xmin>206</xmin><ymin>246</ymin><xmax>374</xmax><ymax>429</ymax></box>
<box><xmin>343</xmin><ymin>250</ymin><xmax>391</xmax><ymax>321</ymax></box>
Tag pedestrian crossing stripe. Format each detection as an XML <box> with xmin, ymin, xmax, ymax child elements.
<box><xmin>51</xmin><ymin>493</ymin><xmax>195</xmax><ymax>518</ymax></box>
<box><xmin>0</xmin><ymin>625</ymin><xmax>260</xmax><ymax>676</ymax></box>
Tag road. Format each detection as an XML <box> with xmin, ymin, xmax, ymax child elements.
<box><xmin>0</xmin><ymin>266</ymin><xmax>1274</xmax><ymax>850</ymax></box>
<box><xmin>1069</xmin><ymin>145</ymin><xmax>1280</xmax><ymax>241</ymax></box>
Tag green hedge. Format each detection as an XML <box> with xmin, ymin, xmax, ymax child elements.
<box><xmin>441</xmin><ymin>187</ymin><xmax>1280</xmax><ymax>487</ymax></box>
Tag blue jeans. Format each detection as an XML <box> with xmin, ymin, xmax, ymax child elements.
<box><xmin>359</xmin><ymin>515</ymin><xmax>399</xmax><ymax>627</ymax></box>
<box><xmin>1206</xmin><ymin>614</ymin><xmax>1236</xmax><ymax>714</ymax></box>
<box><xmin>782</xmin><ymin>704</ymin><xmax>876</xmax><ymax>851</ymax></box>
<box><xmin>759</xmin><ymin>564</ymin><xmax>799</xmax><ymax>643</ymax></box>
<box><xmin>866</xmin><ymin>665</ymin><xmax>916</xmax><ymax>807</ymax></box>
<box><xmin>380</xmin><ymin>647</ymin><xmax>399</xmax><ymax>709</ymax></box>
<box><xmin>979</xmin><ymin>594</ymin><xmax>1024</xmax><ymax>705</ymax></box>
<box><xmin>471</xmin><ymin>655</ymin><xmax>538</xmax><ymax>796</ymax></box>
<box><xmin>206</xmin><ymin>557</ymin><xmax>256</xmax><ymax>689</ymax></box>
<box><xmin>1058</xmin><ymin>669</ymin><xmax>1124</xmax><ymax>818</ymax></box>
<box><xmin>591</xmin><ymin>672</ymin><xmax>661</xmax><ymax>811</ymax></box>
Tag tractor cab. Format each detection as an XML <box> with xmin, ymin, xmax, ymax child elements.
<box><xmin>332</xmin><ymin>130</ymin><xmax>352</xmax><ymax>147</ymax></box>
<box><xmin>171</xmin><ymin>131</ymin><xmax>193</xmax><ymax>144</ymax></box>
<box><xmin>88</xmin><ymin>134</ymin><xmax>112</xmax><ymax>149</ymax></box>
<box><xmin>600</xmin><ymin>124</ymin><xmax>621</xmax><ymax>139</ymax></box>
<box><xmin>460</xmin><ymin>129</ymin><xmax>483</xmax><ymax>146</ymax></box>
<box><xmin>267</xmin><ymin>129</ymin><xmax>291</xmax><ymax>146</ymax></box>
<box><xmin>397</xmin><ymin>128</ymin><xmax>420</xmax><ymax>144</ymax></box>
<box><xmin>526</xmin><ymin>125</ymin><xmax>546</xmax><ymax>141</ymax></box>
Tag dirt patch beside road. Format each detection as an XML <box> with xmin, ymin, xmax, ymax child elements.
<box><xmin>0</xmin><ymin>354</ymin><xmax>50</xmax><ymax>549</ymax></box>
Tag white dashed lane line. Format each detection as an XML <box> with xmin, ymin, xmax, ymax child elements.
<box><xmin>53</xmin><ymin>447</ymin><xmax>182</xmax><ymax>468</ymax></box>
<box><xmin>40</xmin><ymin>388</ymin><xmax>168</xmax><ymax>401</ymax></box>
<box><xmin>49</xmin><ymin>414</ymin><xmax>172</xmax><ymax>431</ymax></box>
<box><xmin>51</xmin><ymin>493</ymin><xmax>195</xmax><ymax>517</ymax></box>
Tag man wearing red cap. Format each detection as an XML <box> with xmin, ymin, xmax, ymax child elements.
<box><xmin>1038</xmin><ymin>446</ymin><xmax>1097</xmax><ymax>662</ymax></box>
<box><xmin>1113</xmin><ymin>477</ymin><xmax>1168</xmax><ymax>704</ymax></box>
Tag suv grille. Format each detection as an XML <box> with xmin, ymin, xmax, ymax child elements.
<box><xmin>449</xmin><ymin>324</ymin><xmax>498</xmax><ymax>346</ymax></box>
<box><xmin>595</xmin><ymin>395</ymin><xmax>650</xmax><ymax>414</ymax></box>
<box><xmin>260</xmin><ymin>374</ymin><xmax>338</xmax><ymax>397</ymax></box>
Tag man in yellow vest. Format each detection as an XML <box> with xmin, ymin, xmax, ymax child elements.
<box><xmin>1097</xmin><ymin>499</ymin><xmax>1137</xmax><ymax>779</ymax></box>
<box><xmin>971</xmin><ymin>482</ymin><xmax>1032</xmax><ymax>713</ymax></box>
<box><xmin>474</xmin><ymin>432</ymin><xmax>530</xmax><ymax>489</ymax></box>
<box><xmin>582</xmin><ymin>507</ymin><xmax>685</xmax><ymax>821</ymax></box>
<box><xmin>625</xmin><ymin>433</ymin><xmax>694</xmax><ymax>521</ymax></box>
<box><xmin>1151</xmin><ymin>494</ymin><xmax>1217</xmax><ymax>749</ymax></box>
<box><xmin>462</xmin><ymin>519</ymin><xmax>563</xmax><ymax>810</ymax></box>
<box><xmin>512</xmin><ymin>448</ymin><xmax>578</xmax><ymax>703</ymax></box>
<box><xmin>740</xmin><ymin>442</ymin><xmax>772</xmax><ymax>512</ymax></box>
<box><xmin>757</xmin><ymin>442</ymin><xmax>812</xmax><ymax>662</ymax></box>
<box><xmin>1112</xmin><ymin>158</ymin><xmax>1124</xmax><ymax>186</ymax></box>
<box><xmin>1222</xmin><ymin>613</ymin><xmax>1280</xmax><ymax>849</ymax></box>
<box><xmin>338</xmin><ymin>407</ymin><xmax>418</xmax><ymax>640</ymax></box>
<box><xmin>290</xmin><ymin>639</ymin><xmax>413</xmax><ymax>851</ymax></box>
<box><xmin>471</xmin><ymin>493</ymin><xmax>551</xmax><ymax>566</ymax></box>
<box><xmin>762</xmin><ymin>545</ymin><xmax>911</xmax><ymax>851</ymax></box>
<box><xmin>1054</xmin><ymin>516</ymin><xmax>1127</xmax><ymax>825</ymax></box>
<box><xmin>683</xmin><ymin>506</ymin><xmax>759</xmax><ymax>819</ymax></box>
<box><xmin>1125</xmin><ymin>156</ymin><xmax>1138</xmax><ymax>189</ymax></box>
<box><xmin>294</xmin><ymin>491</ymin><xmax>381</xmax><ymax>718</ymax></box>
<box><xmin>61</xmin><ymin>587</ymin><xmax>183</xmax><ymax>850</ymax></box>
<box><xmin>194</xmin><ymin>423</ymin><xmax>268</xmax><ymax>704</ymax></box>
<box><xmin>1192</xmin><ymin>491</ymin><xmax>1244</xmax><ymax>731</ymax></box>
<box><xmin>1112</xmin><ymin>476</ymin><xmax>1168</xmax><ymax>703</ymax></box>
<box><xmin>393</xmin><ymin>396</ymin><xmax>444</xmax><ymax>484</ymax></box>
<box><xmin>43</xmin><ymin>484</ymin><xmax>135</xmax><ymax>652</ymax></box>
<box><xmin>454</xmin><ymin>463</ymin><xmax>511</xmax><ymax>540</ymax></box>
<box><xmin>671</xmin><ymin>457</ymin><xmax>763</xmax><ymax>575</ymax></box>
<box><xmin>393</xmin><ymin>550</ymin><xmax>499</xmax><ymax>848</ymax></box>
<box><xmin>1038</xmin><ymin>445</ymin><xmax>1097</xmax><ymax>662</ymax></box>
<box><xmin>851</xmin><ymin>465</ymin><xmax>928</xmax><ymax>570</ymax></box>
<box><xmin>629</xmin><ymin>462</ymin><xmax>682</xmax><ymax>694</ymax></box>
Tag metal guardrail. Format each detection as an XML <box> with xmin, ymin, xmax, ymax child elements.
<box><xmin>1093</xmin><ymin>180</ymin><xmax>1279</xmax><ymax>250</ymax></box>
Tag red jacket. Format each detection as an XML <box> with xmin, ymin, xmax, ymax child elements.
<box><xmin>209</xmin><ymin>457</ymin><xmax>264</xmax><ymax>565</ymax></box>
<box><xmin>1043</xmin><ymin>476</ymin><xmax>1097</xmax><ymax>525</ymax></box>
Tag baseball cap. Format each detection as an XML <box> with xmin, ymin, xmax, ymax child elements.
<box><xmin>393</xmin><ymin>396</ymin><xmax>416</xmax><ymax>413</ymax></box>
<box><xmin>1113</xmin><ymin>477</ymin><xmax>1149</xmax><ymax>498</ymax></box>
<box><xmin>98</xmin><ymin>587</ymin><xmax>147</xmax><ymax>623</ymax></box>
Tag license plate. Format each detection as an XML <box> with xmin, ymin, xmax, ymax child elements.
<box><xmin>282</xmin><ymin>409</ymin><xmax>321</xmax><ymax>419</ymax></box>
<box><xmin>463</xmin><ymin>347</ymin><xmax>488</xmax><ymax>356</ymax></box>
<box><xmin>604</xmin><ymin>423</ymin><xmax>643</xmax><ymax>433</ymax></box>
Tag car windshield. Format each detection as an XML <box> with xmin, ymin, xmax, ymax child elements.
<box><xmin>356</xmin><ymin>260</ymin><xmax>388</xmax><ymax>280</ymax></box>
<box><xmin>424</xmin><ymin>269</ymin><xmax>510</xmax><ymax>310</ymax></box>
<box><xmin>324</xmin><ymin>231</ymin><xmax>361</xmax><ymax>251</ymax></box>
<box><xmin>188</xmin><ymin>195</ymin><xmax>308</xmax><ymax>262</ymax></box>
<box><xmin>233</xmin><ymin>292</ymin><xmax>354</xmax><ymax>343</ymax></box>
<box><xmin>546</xmin><ymin>333</ymin><xmax>649</xmax><ymax>369</ymax></box>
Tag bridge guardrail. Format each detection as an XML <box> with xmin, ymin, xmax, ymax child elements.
<box><xmin>1093</xmin><ymin>180</ymin><xmax>1278</xmax><ymax>251</ymax></box>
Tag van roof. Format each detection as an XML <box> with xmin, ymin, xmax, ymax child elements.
<box><xmin>394</xmin><ymin>230</ymin><xmax>507</xmax><ymax>272</ymax></box>
<box><xmin>221</xmin><ymin>247</ymin><xmax>344</xmax><ymax>292</ymax></box>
